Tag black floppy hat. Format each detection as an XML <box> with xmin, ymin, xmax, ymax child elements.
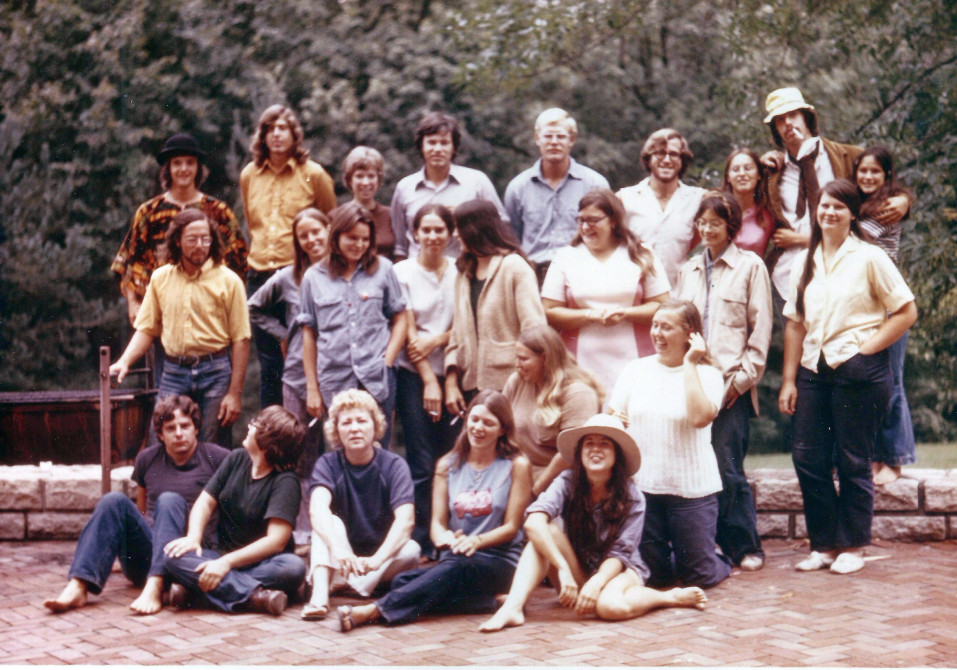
<box><xmin>156</xmin><ymin>133</ymin><xmax>207</xmax><ymax>165</ymax></box>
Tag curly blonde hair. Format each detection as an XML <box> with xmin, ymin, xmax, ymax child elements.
<box><xmin>323</xmin><ymin>389</ymin><xmax>387</xmax><ymax>449</ymax></box>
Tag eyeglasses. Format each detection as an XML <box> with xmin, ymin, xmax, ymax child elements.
<box><xmin>182</xmin><ymin>236</ymin><xmax>213</xmax><ymax>246</ymax></box>
<box><xmin>695</xmin><ymin>219</ymin><xmax>726</xmax><ymax>230</ymax></box>
<box><xmin>576</xmin><ymin>215</ymin><xmax>608</xmax><ymax>227</ymax></box>
<box><xmin>652</xmin><ymin>150</ymin><xmax>682</xmax><ymax>161</ymax></box>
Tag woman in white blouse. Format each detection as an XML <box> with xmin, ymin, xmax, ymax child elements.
<box><xmin>779</xmin><ymin>180</ymin><xmax>917</xmax><ymax>575</ymax></box>
<box><xmin>608</xmin><ymin>299</ymin><xmax>731</xmax><ymax>589</ymax></box>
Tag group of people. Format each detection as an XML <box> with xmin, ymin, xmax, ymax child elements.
<box><xmin>44</xmin><ymin>85</ymin><xmax>917</xmax><ymax>626</ymax></box>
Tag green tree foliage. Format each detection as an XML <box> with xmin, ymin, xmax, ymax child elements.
<box><xmin>1</xmin><ymin>0</ymin><xmax>954</xmax><ymax>442</ymax></box>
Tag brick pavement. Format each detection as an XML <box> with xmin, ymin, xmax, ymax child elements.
<box><xmin>2</xmin><ymin>538</ymin><xmax>957</xmax><ymax>666</ymax></box>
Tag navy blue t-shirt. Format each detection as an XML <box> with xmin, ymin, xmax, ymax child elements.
<box><xmin>310</xmin><ymin>447</ymin><xmax>414</xmax><ymax>556</ymax></box>
<box><xmin>131</xmin><ymin>441</ymin><xmax>230</xmax><ymax>524</ymax></box>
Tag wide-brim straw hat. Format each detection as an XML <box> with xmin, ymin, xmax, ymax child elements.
<box><xmin>763</xmin><ymin>87</ymin><xmax>815</xmax><ymax>124</ymax></box>
<box><xmin>556</xmin><ymin>414</ymin><xmax>641</xmax><ymax>476</ymax></box>
<box><xmin>156</xmin><ymin>133</ymin><xmax>207</xmax><ymax>165</ymax></box>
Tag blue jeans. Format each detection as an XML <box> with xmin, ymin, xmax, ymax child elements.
<box><xmin>159</xmin><ymin>354</ymin><xmax>232</xmax><ymax>448</ymax></box>
<box><xmin>67</xmin><ymin>491</ymin><xmax>187</xmax><ymax>593</ymax></box>
<box><xmin>248</xmin><ymin>268</ymin><xmax>285</xmax><ymax>409</ymax></box>
<box><xmin>712</xmin><ymin>398</ymin><xmax>763</xmax><ymax>563</ymax></box>
<box><xmin>791</xmin><ymin>351</ymin><xmax>892</xmax><ymax>551</ymax></box>
<box><xmin>875</xmin><ymin>332</ymin><xmax>916</xmax><ymax>466</ymax></box>
<box><xmin>375</xmin><ymin>551</ymin><xmax>515</xmax><ymax>625</ymax></box>
<box><xmin>640</xmin><ymin>492</ymin><xmax>731</xmax><ymax>589</ymax></box>
<box><xmin>157</xmin><ymin>504</ymin><xmax>306</xmax><ymax>612</ymax></box>
<box><xmin>394</xmin><ymin>368</ymin><xmax>458</xmax><ymax>553</ymax></box>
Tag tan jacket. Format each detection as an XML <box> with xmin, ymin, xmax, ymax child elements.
<box><xmin>445</xmin><ymin>253</ymin><xmax>546</xmax><ymax>392</ymax></box>
<box><xmin>767</xmin><ymin>137</ymin><xmax>862</xmax><ymax>227</ymax></box>
<box><xmin>675</xmin><ymin>244</ymin><xmax>773</xmax><ymax>415</ymax></box>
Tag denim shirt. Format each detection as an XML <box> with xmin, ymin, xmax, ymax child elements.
<box><xmin>296</xmin><ymin>257</ymin><xmax>406</xmax><ymax>404</ymax></box>
<box><xmin>247</xmin><ymin>266</ymin><xmax>307</xmax><ymax>397</ymax></box>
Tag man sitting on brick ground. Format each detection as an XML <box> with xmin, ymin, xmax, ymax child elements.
<box><xmin>109</xmin><ymin>208</ymin><xmax>251</xmax><ymax>448</ymax></box>
<box><xmin>43</xmin><ymin>395</ymin><xmax>229</xmax><ymax>615</ymax></box>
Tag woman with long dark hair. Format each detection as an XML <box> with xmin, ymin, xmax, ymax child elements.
<box><xmin>503</xmin><ymin>325</ymin><xmax>603</xmax><ymax>497</ymax></box>
<box><xmin>443</xmin><ymin>200</ymin><xmax>546</xmax><ymax>415</ymax></box>
<box><xmin>541</xmin><ymin>188</ymin><xmax>670</xmax><ymax>399</ymax></box>
<box><xmin>721</xmin><ymin>148</ymin><xmax>777</xmax><ymax>257</ymax></box>
<box><xmin>249</xmin><ymin>207</ymin><xmax>331</xmax><ymax>544</ymax></box>
<box><xmin>335</xmin><ymin>390</ymin><xmax>532</xmax><ymax>631</ymax></box>
<box><xmin>298</xmin><ymin>202</ymin><xmax>407</xmax><ymax>448</ymax></box>
<box><xmin>854</xmin><ymin>146</ymin><xmax>917</xmax><ymax>485</ymax></box>
<box><xmin>779</xmin><ymin>179</ymin><xmax>916</xmax><ymax>575</ymax></box>
<box><xmin>480</xmin><ymin>414</ymin><xmax>706</xmax><ymax>632</ymax></box>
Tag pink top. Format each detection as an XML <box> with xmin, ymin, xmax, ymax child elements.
<box><xmin>734</xmin><ymin>206</ymin><xmax>774</xmax><ymax>257</ymax></box>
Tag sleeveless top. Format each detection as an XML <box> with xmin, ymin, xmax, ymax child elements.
<box><xmin>446</xmin><ymin>455</ymin><xmax>524</xmax><ymax>565</ymax></box>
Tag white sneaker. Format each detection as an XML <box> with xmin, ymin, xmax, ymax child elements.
<box><xmin>795</xmin><ymin>551</ymin><xmax>835</xmax><ymax>571</ymax></box>
<box><xmin>739</xmin><ymin>554</ymin><xmax>765</xmax><ymax>571</ymax></box>
<box><xmin>830</xmin><ymin>552</ymin><xmax>865</xmax><ymax>574</ymax></box>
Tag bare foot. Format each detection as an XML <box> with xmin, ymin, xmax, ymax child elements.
<box><xmin>129</xmin><ymin>576</ymin><xmax>164</xmax><ymax>615</ymax></box>
<box><xmin>479</xmin><ymin>606</ymin><xmax>525</xmax><ymax>632</ymax></box>
<box><xmin>873</xmin><ymin>464</ymin><xmax>901</xmax><ymax>486</ymax></box>
<box><xmin>668</xmin><ymin>587</ymin><xmax>707</xmax><ymax>611</ymax></box>
<box><xmin>44</xmin><ymin>578</ymin><xmax>88</xmax><ymax>613</ymax></box>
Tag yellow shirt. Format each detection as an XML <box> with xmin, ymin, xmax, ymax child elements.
<box><xmin>239</xmin><ymin>158</ymin><xmax>336</xmax><ymax>271</ymax></box>
<box><xmin>784</xmin><ymin>235</ymin><xmax>914</xmax><ymax>370</ymax></box>
<box><xmin>134</xmin><ymin>260</ymin><xmax>251</xmax><ymax>357</ymax></box>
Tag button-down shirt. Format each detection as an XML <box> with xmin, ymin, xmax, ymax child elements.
<box><xmin>772</xmin><ymin>137</ymin><xmax>836</xmax><ymax>295</ymax></box>
<box><xmin>135</xmin><ymin>259</ymin><xmax>250</xmax><ymax>357</ymax></box>
<box><xmin>390</xmin><ymin>164</ymin><xmax>508</xmax><ymax>258</ymax></box>
<box><xmin>247</xmin><ymin>266</ymin><xmax>308</xmax><ymax>396</ymax></box>
<box><xmin>296</xmin><ymin>259</ymin><xmax>406</xmax><ymax>405</ymax></box>
<box><xmin>784</xmin><ymin>235</ymin><xmax>914</xmax><ymax>371</ymax></box>
<box><xmin>239</xmin><ymin>158</ymin><xmax>336</xmax><ymax>271</ymax></box>
<box><xmin>676</xmin><ymin>244</ymin><xmax>773</xmax><ymax>413</ymax></box>
<box><xmin>504</xmin><ymin>158</ymin><xmax>609</xmax><ymax>263</ymax></box>
<box><xmin>111</xmin><ymin>194</ymin><xmax>248</xmax><ymax>300</ymax></box>
<box><xmin>616</xmin><ymin>178</ymin><xmax>704</xmax><ymax>287</ymax></box>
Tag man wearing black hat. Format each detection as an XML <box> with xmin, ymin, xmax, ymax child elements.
<box><xmin>112</xmin><ymin>133</ymin><xmax>248</xmax><ymax>328</ymax></box>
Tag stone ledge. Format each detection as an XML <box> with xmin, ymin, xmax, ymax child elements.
<box><xmin>0</xmin><ymin>464</ymin><xmax>955</xmax><ymax>541</ymax></box>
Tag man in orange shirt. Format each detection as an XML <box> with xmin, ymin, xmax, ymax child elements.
<box><xmin>240</xmin><ymin>105</ymin><xmax>336</xmax><ymax>408</ymax></box>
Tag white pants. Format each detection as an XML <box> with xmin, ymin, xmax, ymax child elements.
<box><xmin>309</xmin><ymin>515</ymin><xmax>420</xmax><ymax>597</ymax></box>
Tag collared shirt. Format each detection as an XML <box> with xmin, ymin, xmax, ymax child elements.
<box><xmin>616</xmin><ymin>178</ymin><xmax>704</xmax><ymax>287</ymax></box>
<box><xmin>390</xmin><ymin>164</ymin><xmax>508</xmax><ymax>258</ymax></box>
<box><xmin>247</xmin><ymin>266</ymin><xmax>308</xmax><ymax>397</ymax></box>
<box><xmin>134</xmin><ymin>259</ymin><xmax>251</xmax><ymax>357</ymax></box>
<box><xmin>111</xmin><ymin>194</ymin><xmax>248</xmax><ymax>300</ymax></box>
<box><xmin>504</xmin><ymin>158</ymin><xmax>609</xmax><ymax>262</ymax></box>
<box><xmin>675</xmin><ymin>244</ymin><xmax>773</xmax><ymax>411</ymax></box>
<box><xmin>239</xmin><ymin>158</ymin><xmax>336</xmax><ymax>271</ymax></box>
<box><xmin>393</xmin><ymin>257</ymin><xmax>458</xmax><ymax>376</ymax></box>
<box><xmin>296</xmin><ymin>258</ymin><xmax>407</xmax><ymax>405</ymax></box>
<box><xmin>772</xmin><ymin>137</ymin><xmax>836</xmax><ymax>294</ymax></box>
<box><xmin>784</xmin><ymin>234</ymin><xmax>914</xmax><ymax>371</ymax></box>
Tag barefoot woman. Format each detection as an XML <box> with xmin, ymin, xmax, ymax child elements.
<box><xmin>480</xmin><ymin>414</ymin><xmax>705</xmax><ymax>631</ymax></box>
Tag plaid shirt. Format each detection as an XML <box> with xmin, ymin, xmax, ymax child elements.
<box><xmin>111</xmin><ymin>194</ymin><xmax>248</xmax><ymax>300</ymax></box>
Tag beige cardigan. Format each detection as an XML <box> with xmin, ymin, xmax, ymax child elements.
<box><xmin>445</xmin><ymin>253</ymin><xmax>546</xmax><ymax>392</ymax></box>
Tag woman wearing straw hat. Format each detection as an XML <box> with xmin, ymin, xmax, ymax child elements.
<box><xmin>479</xmin><ymin>414</ymin><xmax>706</xmax><ymax>632</ymax></box>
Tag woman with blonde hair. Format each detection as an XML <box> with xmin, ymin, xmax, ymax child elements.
<box><xmin>301</xmin><ymin>389</ymin><xmax>419</xmax><ymax>620</ymax></box>
<box><xmin>542</xmin><ymin>188</ymin><xmax>670</xmax><ymax>398</ymax></box>
<box><xmin>503</xmin><ymin>325</ymin><xmax>603</xmax><ymax>497</ymax></box>
<box><xmin>609</xmin><ymin>299</ymin><xmax>731</xmax><ymax>589</ymax></box>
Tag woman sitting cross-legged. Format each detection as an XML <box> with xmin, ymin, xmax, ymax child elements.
<box><xmin>479</xmin><ymin>414</ymin><xmax>705</xmax><ymax>632</ymax></box>
<box><xmin>161</xmin><ymin>406</ymin><xmax>307</xmax><ymax>616</ymax></box>
<box><xmin>336</xmin><ymin>390</ymin><xmax>532</xmax><ymax>632</ymax></box>
<box><xmin>301</xmin><ymin>389</ymin><xmax>420</xmax><ymax>620</ymax></box>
